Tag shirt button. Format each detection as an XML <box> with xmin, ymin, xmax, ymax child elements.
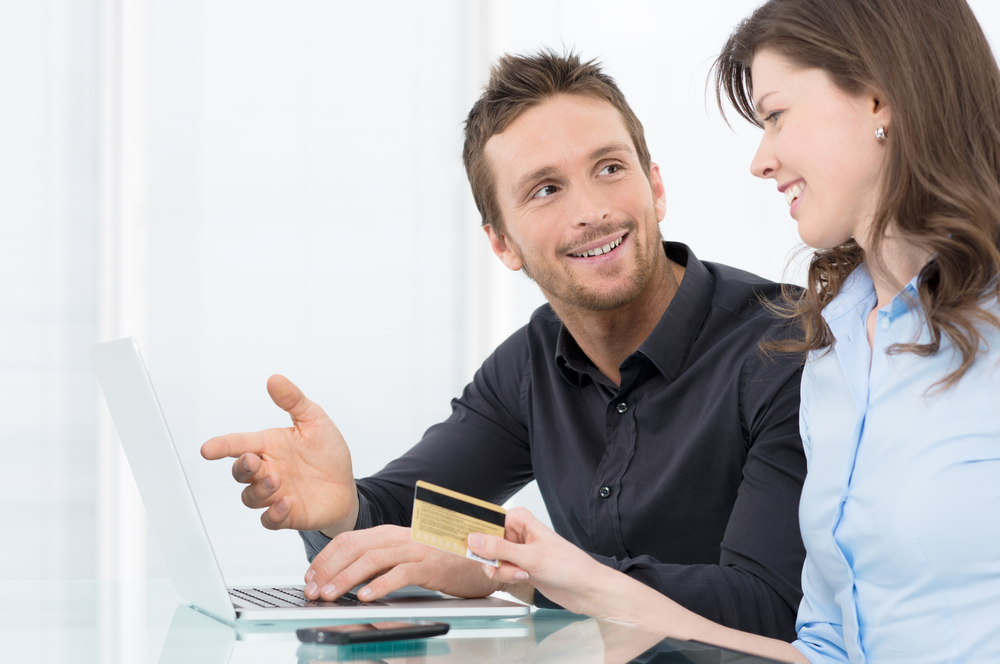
<box><xmin>881</xmin><ymin>317</ymin><xmax>891</xmax><ymax>330</ymax></box>
<box><xmin>598</xmin><ymin>486</ymin><xmax>611</xmax><ymax>499</ymax></box>
<box><xmin>616</xmin><ymin>402</ymin><xmax>628</xmax><ymax>414</ymax></box>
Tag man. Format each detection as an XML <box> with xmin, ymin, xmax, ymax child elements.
<box><xmin>202</xmin><ymin>50</ymin><xmax>806</xmax><ymax>640</ymax></box>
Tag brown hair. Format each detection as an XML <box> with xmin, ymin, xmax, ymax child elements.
<box><xmin>463</xmin><ymin>49</ymin><xmax>652</xmax><ymax>233</ymax></box>
<box><xmin>714</xmin><ymin>0</ymin><xmax>1000</xmax><ymax>386</ymax></box>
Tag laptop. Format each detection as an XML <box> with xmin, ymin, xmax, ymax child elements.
<box><xmin>90</xmin><ymin>337</ymin><xmax>530</xmax><ymax>624</ymax></box>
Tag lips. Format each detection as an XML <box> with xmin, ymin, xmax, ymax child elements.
<box><xmin>784</xmin><ymin>181</ymin><xmax>805</xmax><ymax>207</ymax></box>
<box><xmin>570</xmin><ymin>235</ymin><xmax>624</xmax><ymax>258</ymax></box>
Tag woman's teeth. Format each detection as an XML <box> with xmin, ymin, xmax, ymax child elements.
<box><xmin>784</xmin><ymin>182</ymin><xmax>805</xmax><ymax>206</ymax></box>
<box><xmin>572</xmin><ymin>236</ymin><xmax>623</xmax><ymax>258</ymax></box>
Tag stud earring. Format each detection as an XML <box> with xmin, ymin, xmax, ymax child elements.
<box><xmin>876</xmin><ymin>126</ymin><xmax>887</xmax><ymax>141</ymax></box>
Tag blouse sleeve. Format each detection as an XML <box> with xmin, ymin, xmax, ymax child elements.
<box><xmin>792</xmin><ymin>553</ymin><xmax>850</xmax><ymax>664</ymax></box>
<box><xmin>790</xmin><ymin>387</ymin><xmax>849</xmax><ymax>664</ymax></box>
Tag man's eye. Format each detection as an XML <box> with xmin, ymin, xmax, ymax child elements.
<box><xmin>533</xmin><ymin>185</ymin><xmax>558</xmax><ymax>199</ymax></box>
<box><xmin>600</xmin><ymin>164</ymin><xmax>621</xmax><ymax>175</ymax></box>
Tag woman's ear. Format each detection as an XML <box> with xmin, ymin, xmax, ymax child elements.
<box><xmin>872</xmin><ymin>93</ymin><xmax>891</xmax><ymax>132</ymax></box>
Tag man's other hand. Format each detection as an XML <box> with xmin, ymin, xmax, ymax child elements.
<box><xmin>302</xmin><ymin>525</ymin><xmax>504</xmax><ymax>602</ymax></box>
<box><xmin>200</xmin><ymin>374</ymin><xmax>359</xmax><ymax>535</ymax></box>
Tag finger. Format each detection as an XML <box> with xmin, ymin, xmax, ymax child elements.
<box><xmin>304</xmin><ymin>529</ymin><xmax>370</xmax><ymax>599</ymax></box>
<box><xmin>468</xmin><ymin>532</ymin><xmax>534</xmax><ymax>571</ymax></box>
<box><xmin>319</xmin><ymin>546</ymin><xmax>411</xmax><ymax>601</ymax></box>
<box><xmin>266</xmin><ymin>374</ymin><xmax>328</xmax><ymax>425</ymax></box>
<box><xmin>259</xmin><ymin>495</ymin><xmax>292</xmax><ymax>530</ymax></box>
<box><xmin>239</xmin><ymin>471</ymin><xmax>281</xmax><ymax>508</ymax></box>
<box><xmin>201</xmin><ymin>431</ymin><xmax>266</xmax><ymax>461</ymax></box>
<box><xmin>481</xmin><ymin>561</ymin><xmax>529</xmax><ymax>585</ymax></box>
<box><xmin>355</xmin><ymin>563</ymin><xmax>416</xmax><ymax>602</ymax></box>
<box><xmin>306</xmin><ymin>527</ymin><xmax>408</xmax><ymax>600</ymax></box>
<box><xmin>231</xmin><ymin>453</ymin><xmax>263</xmax><ymax>483</ymax></box>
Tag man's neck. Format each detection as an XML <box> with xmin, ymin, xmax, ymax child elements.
<box><xmin>553</xmin><ymin>252</ymin><xmax>684</xmax><ymax>387</ymax></box>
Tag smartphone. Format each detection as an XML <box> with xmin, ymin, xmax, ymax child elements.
<box><xmin>296</xmin><ymin>620</ymin><xmax>450</xmax><ymax>645</ymax></box>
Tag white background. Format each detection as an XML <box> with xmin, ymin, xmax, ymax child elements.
<box><xmin>7</xmin><ymin>0</ymin><xmax>1000</xmax><ymax>583</ymax></box>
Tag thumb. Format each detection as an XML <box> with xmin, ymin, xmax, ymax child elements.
<box><xmin>266</xmin><ymin>374</ymin><xmax>321</xmax><ymax>423</ymax></box>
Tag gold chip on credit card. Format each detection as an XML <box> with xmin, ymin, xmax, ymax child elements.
<box><xmin>410</xmin><ymin>480</ymin><xmax>506</xmax><ymax>567</ymax></box>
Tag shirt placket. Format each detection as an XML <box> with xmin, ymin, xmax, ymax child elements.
<box><xmin>589</xmin><ymin>364</ymin><xmax>642</xmax><ymax>558</ymax></box>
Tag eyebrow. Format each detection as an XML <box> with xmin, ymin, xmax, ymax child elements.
<box><xmin>754</xmin><ymin>91</ymin><xmax>776</xmax><ymax>115</ymax></box>
<box><xmin>512</xmin><ymin>142</ymin><xmax>634</xmax><ymax>197</ymax></box>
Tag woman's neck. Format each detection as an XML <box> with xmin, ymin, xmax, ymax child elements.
<box><xmin>859</xmin><ymin>233</ymin><xmax>932</xmax><ymax>349</ymax></box>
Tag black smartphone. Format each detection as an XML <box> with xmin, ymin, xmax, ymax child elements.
<box><xmin>296</xmin><ymin>620</ymin><xmax>450</xmax><ymax>645</ymax></box>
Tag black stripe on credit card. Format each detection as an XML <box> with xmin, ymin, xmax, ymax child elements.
<box><xmin>414</xmin><ymin>486</ymin><xmax>506</xmax><ymax>528</ymax></box>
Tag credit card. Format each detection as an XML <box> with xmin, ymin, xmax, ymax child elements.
<box><xmin>410</xmin><ymin>480</ymin><xmax>506</xmax><ymax>567</ymax></box>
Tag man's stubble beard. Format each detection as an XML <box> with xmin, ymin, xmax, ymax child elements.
<box><xmin>517</xmin><ymin>218</ymin><xmax>664</xmax><ymax>313</ymax></box>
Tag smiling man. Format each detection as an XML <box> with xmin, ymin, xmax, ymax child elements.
<box><xmin>202</xmin><ymin>50</ymin><xmax>807</xmax><ymax>640</ymax></box>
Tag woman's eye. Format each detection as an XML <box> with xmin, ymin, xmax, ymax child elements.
<box><xmin>600</xmin><ymin>164</ymin><xmax>621</xmax><ymax>175</ymax></box>
<box><xmin>763</xmin><ymin>110</ymin><xmax>783</xmax><ymax>124</ymax></box>
<box><xmin>533</xmin><ymin>185</ymin><xmax>558</xmax><ymax>199</ymax></box>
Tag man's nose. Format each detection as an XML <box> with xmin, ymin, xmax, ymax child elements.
<box><xmin>571</xmin><ymin>183</ymin><xmax>612</xmax><ymax>226</ymax></box>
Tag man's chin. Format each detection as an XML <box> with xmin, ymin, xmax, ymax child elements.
<box><xmin>551</xmin><ymin>279</ymin><xmax>648</xmax><ymax>312</ymax></box>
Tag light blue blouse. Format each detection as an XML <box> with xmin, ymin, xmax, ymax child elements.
<box><xmin>792</xmin><ymin>265</ymin><xmax>1000</xmax><ymax>664</ymax></box>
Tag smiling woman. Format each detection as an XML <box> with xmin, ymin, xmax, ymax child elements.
<box><xmin>469</xmin><ymin>0</ymin><xmax>1000</xmax><ymax>663</ymax></box>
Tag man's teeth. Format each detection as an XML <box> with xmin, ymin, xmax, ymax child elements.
<box><xmin>784</xmin><ymin>182</ymin><xmax>805</xmax><ymax>206</ymax></box>
<box><xmin>572</xmin><ymin>236</ymin><xmax>623</xmax><ymax>258</ymax></box>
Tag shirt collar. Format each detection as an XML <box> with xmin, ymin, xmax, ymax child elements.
<box><xmin>822</xmin><ymin>262</ymin><xmax>924</xmax><ymax>330</ymax></box>
<box><xmin>555</xmin><ymin>242</ymin><xmax>714</xmax><ymax>386</ymax></box>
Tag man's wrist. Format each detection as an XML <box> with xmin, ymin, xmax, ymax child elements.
<box><xmin>499</xmin><ymin>579</ymin><xmax>536</xmax><ymax>605</ymax></box>
<box><xmin>317</xmin><ymin>488</ymin><xmax>361</xmax><ymax>539</ymax></box>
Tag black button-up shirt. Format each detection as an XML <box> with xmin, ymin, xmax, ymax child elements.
<box><xmin>302</xmin><ymin>243</ymin><xmax>806</xmax><ymax>640</ymax></box>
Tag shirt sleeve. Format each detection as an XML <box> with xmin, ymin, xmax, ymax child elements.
<box><xmin>792</xmin><ymin>553</ymin><xmax>850</xmax><ymax>664</ymax></box>
<box><xmin>789</xmin><ymin>383</ymin><xmax>848</xmax><ymax>664</ymax></box>
<box><xmin>298</xmin><ymin>326</ymin><xmax>535</xmax><ymax>561</ymax></box>
<box><xmin>539</xmin><ymin>345</ymin><xmax>807</xmax><ymax>641</ymax></box>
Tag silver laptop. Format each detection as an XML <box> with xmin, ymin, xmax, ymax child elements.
<box><xmin>90</xmin><ymin>337</ymin><xmax>529</xmax><ymax>624</ymax></box>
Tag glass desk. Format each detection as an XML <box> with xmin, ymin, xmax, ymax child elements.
<box><xmin>0</xmin><ymin>579</ymin><xmax>784</xmax><ymax>663</ymax></box>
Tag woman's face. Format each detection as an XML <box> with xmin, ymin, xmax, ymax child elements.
<box><xmin>749</xmin><ymin>49</ymin><xmax>890</xmax><ymax>250</ymax></box>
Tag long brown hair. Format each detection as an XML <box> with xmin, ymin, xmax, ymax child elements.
<box><xmin>714</xmin><ymin>0</ymin><xmax>1000</xmax><ymax>386</ymax></box>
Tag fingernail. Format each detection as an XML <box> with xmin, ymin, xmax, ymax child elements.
<box><xmin>305</xmin><ymin>582</ymin><xmax>318</xmax><ymax>596</ymax></box>
<box><xmin>468</xmin><ymin>533</ymin><xmax>483</xmax><ymax>548</ymax></box>
<box><xmin>275</xmin><ymin>498</ymin><xmax>288</xmax><ymax>513</ymax></box>
<box><xmin>242</xmin><ymin>458</ymin><xmax>249</xmax><ymax>473</ymax></box>
<box><xmin>514</xmin><ymin>571</ymin><xmax>529</xmax><ymax>581</ymax></box>
<box><xmin>263</xmin><ymin>476</ymin><xmax>274</xmax><ymax>490</ymax></box>
<box><xmin>358</xmin><ymin>587</ymin><xmax>372</xmax><ymax>600</ymax></box>
<box><xmin>305</xmin><ymin>568</ymin><xmax>315</xmax><ymax>583</ymax></box>
<box><xmin>321</xmin><ymin>583</ymin><xmax>336</xmax><ymax>598</ymax></box>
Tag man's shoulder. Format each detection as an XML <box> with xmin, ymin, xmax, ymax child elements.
<box><xmin>703</xmin><ymin>260</ymin><xmax>800</xmax><ymax>321</ymax></box>
<box><xmin>485</xmin><ymin>302</ymin><xmax>561</xmax><ymax>365</ymax></box>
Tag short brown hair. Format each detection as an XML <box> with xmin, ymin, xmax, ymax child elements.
<box><xmin>463</xmin><ymin>49</ymin><xmax>652</xmax><ymax>233</ymax></box>
<box><xmin>714</xmin><ymin>0</ymin><xmax>1000</xmax><ymax>387</ymax></box>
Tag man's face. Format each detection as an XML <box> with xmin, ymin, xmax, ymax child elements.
<box><xmin>483</xmin><ymin>93</ymin><xmax>667</xmax><ymax>313</ymax></box>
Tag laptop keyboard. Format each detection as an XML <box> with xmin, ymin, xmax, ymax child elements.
<box><xmin>229</xmin><ymin>586</ymin><xmax>387</xmax><ymax>609</ymax></box>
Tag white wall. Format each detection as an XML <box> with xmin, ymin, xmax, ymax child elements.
<box><xmin>7</xmin><ymin>0</ymin><xmax>1000</xmax><ymax>582</ymax></box>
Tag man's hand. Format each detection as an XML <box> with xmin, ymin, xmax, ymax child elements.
<box><xmin>302</xmin><ymin>525</ymin><xmax>505</xmax><ymax>602</ymax></box>
<box><xmin>200</xmin><ymin>375</ymin><xmax>358</xmax><ymax>535</ymax></box>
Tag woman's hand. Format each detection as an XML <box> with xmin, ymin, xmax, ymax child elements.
<box><xmin>468</xmin><ymin>507</ymin><xmax>807</xmax><ymax>663</ymax></box>
<box><xmin>467</xmin><ymin>507</ymin><xmax>661</xmax><ymax>623</ymax></box>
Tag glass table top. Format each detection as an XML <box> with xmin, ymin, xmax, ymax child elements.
<box><xmin>0</xmin><ymin>579</ymin><xmax>784</xmax><ymax>663</ymax></box>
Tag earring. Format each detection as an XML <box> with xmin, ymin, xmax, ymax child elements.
<box><xmin>876</xmin><ymin>126</ymin><xmax>887</xmax><ymax>141</ymax></box>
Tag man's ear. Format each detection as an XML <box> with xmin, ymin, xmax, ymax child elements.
<box><xmin>649</xmin><ymin>163</ymin><xmax>667</xmax><ymax>223</ymax></box>
<box><xmin>484</xmin><ymin>224</ymin><xmax>523</xmax><ymax>272</ymax></box>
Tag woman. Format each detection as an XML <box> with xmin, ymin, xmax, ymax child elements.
<box><xmin>467</xmin><ymin>0</ymin><xmax>1000</xmax><ymax>662</ymax></box>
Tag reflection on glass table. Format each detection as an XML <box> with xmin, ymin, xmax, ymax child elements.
<box><xmin>160</xmin><ymin>601</ymin><xmax>786</xmax><ymax>664</ymax></box>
